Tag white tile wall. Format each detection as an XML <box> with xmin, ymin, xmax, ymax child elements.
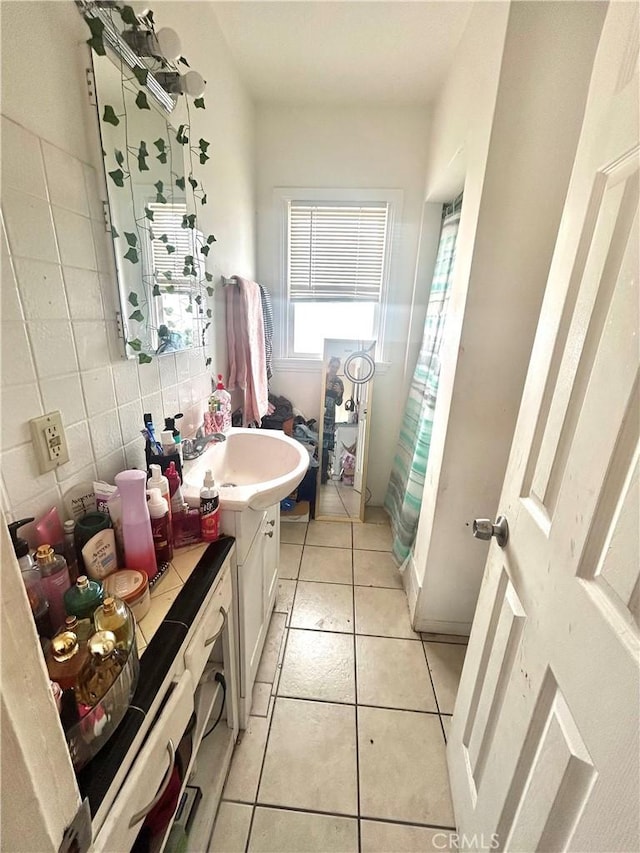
<box><xmin>0</xmin><ymin>116</ymin><xmax>213</xmax><ymax>537</ymax></box>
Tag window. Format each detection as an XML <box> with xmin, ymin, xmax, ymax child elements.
<box><xmin>147</xmin><ymin>201</ymin><xmax>199</xmax><ymax>349</ymax></box>
<box><xmin>281</xmin><ymin>191</ymin><xmax>397</xmax><ymax>359</ymax></box>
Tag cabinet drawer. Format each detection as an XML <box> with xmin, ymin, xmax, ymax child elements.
<box><xmin>184</xmin><ymin>567</ymin><xmax>232</xmax><ymax>685</ymax></box>
<box><xmin>94</xmin><ymin>670</ymin><xmax>194</xmax><ymax>852</ymax></box>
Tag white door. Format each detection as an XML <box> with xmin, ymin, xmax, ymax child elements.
<box><xmin>448</xmin><ymin>5</ymin><xmax>639</xmax><ymax>852</ymax></box>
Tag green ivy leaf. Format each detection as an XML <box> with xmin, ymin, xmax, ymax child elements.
<box><xmin>183</xmin><ymin>266</ymin><xmax>191</xmax><ymax>277</ymax></box>
<box><xmin>166</xmin><ymin>285</ymin><xmax>175</xmax><ymax>293</ymax></box>
<box><xmin>166</xmin><ymin>245</ymin><xmax>176</xmax><ymax>254</ymax></box>
<box><xmin>185</xmin><ymin>304</ymin><xmax>193</xmax><ymax>313</ymax></box>
<box><xmin>124</xmin><ymin>232</ymin><xmax>138</xmax><ymax>247</ymax></box>
<box><xmin>184</xmin><ymin>255</ymin><xmax>194</xmax><ymax>265</ymax></box>
<box><xmin>207</xmin><ymin>234</ymin><xmax>216</xmax><ymax>244</ymax></box>
<box><xmin>176</xmin><ymin>125</ymin><xmax>189</xmax><ymax>145</ymax></box>
<box><xmin>124</xmin><ymin>247</ymin><xmax>139</xmax><ymax>263</ymax></box>
<box><xmin>152</xmin><ymin>284</ymin><xmax>161</xmax><ymax>297</ymax></box>
<box><xmin>138</xmin><ymin>155</ymin><xmax>149</xmax><ymax>172</ymax></box>
<box><xmin>206</xmin><ymin>287</ymin><xmax>214</xmax><ymax>297</ymax></box>
<box><xmin>200</xmin><ymin>245</ymin><xmax>210</xmax><ymax>257</ymax></box>
<box><xmin>201</xmin><ymin>194</ymin><xmax>207</xmax><ymax>206</ymax></box>
<box><xmin>175</xmin><ymin>176</ymin><xmax>185</xmax><ymax>191</ymax></box>
<box><xmin>199</xmin><ymin>152</ymin><xmax>210</xmax><ymax>165</ymax></box>
<box><xmin>128</xmin><ymin>338</ymin><xmax>142</xmax><ymax>352</ymax></box>
<box><xmin>178</xmin><ymin>56</ymin><xmax>190</xmax><ymax>68</ymax></box>
<box><xmin>195</xmin><ymin>294</ymin><xmax>202</xmax><ymax>305</ymax></box>
<box><xmin>148</xmin><ymin>228</ymin><xmax>154</xmax><ymax>241</ymax></box>
<box><xmin>205</xmin><ymin>272</ymin><xmax>213</xmax><ymax>282</ymax></box>
<box><xmin>206</xmin><ymin>309</ymin><xmax>212</xmax><ymax>319</ymax></box>
<box><xmin>138</xmin><ymin>353</ymin><xmax>153</xmax><ymax>364</ymax></box>
<box><xmin>108</xmin><ymin>168</ymin><xmax>125</xmax><ymax>187</ymax></box>
<box><xmin>156</xmin><ymin>193</ymin><xmax>167</xmax><ymax>204</ymax></box>
<box><xmin>87</xmin><ymin>35</ymin><xmax>106</xmax><ymax>56</ymax></box>
<box><xmin>120</xmin><ymin>5</ymin><xmax>139</xmax><ymax>26</ymax></box>
<box><xmin>194</xmin><ymin>97</ymin><xmax>205</xmax><ymax>109</ymax></box>
<box><xmin>154</xmin><ymin>138</ymin><xmax>166</xmax><ymax>152</ymax></box>
<box><xmin>114</xmin><ymin>149</ymin><xmax>124</xmax><ymax>166</ymax></box>
<box><xmin>157</xmin><ymin>152</ymin><xmax>168</xmax><ymax>165</ymax></box>
<box><xmin>85</xmin><ymin>16</ymin><xmax>105</xmax><ymax>39</ymax></box>
<box><xmin>129</xmin><ymin>309</ymin><xmax>144</xmax><ymax>322</ymax></box>
<box><xmin>154</xmin><ymin>180</ymin><xmax>164</xmax><ymax>194</ymax></box>
<box><xmin>205</xmin><ymin>357</ymin><xmax>212</xmax><ymax>367</ymax></box>
<box><xmin>136</xmin><ymin>90</ymin><xmax>150</xmax><ymax>110</ymax></box>
<box><xmin>103</xmin><ymin>106</ymin><xmax>120</xmax><ymax>126</ymax></box>
<box><xmin>159</xmin><ymin>234</ymin><xmax>168</xmax><ymax>243</ymax></box>
<box><xmin>128</xmin><ymin>291</ymin><xmax>139</xmax><ymax>306</ymax></box>
<box><xmin>111</xmin><ymin>226</ymin><xmax>120</xmax><ymax>239</ymax></box>
<box><xmin>186</xmin><ymin>214</ymin><xmax>196</xmax><ymax>229</ymax></box>
<box><xmin>188</xmin><ymin>176</ymin><xmax>198</xmax><ymax>191</ymax></box>
<box><xmin>144</xmin><ymin>207</ymin><xmax>154</xmax><ymax>221</ymax></box>
<box><xmin>138</xmin><ymin>141</ymin><xmax>149</xmax><ymax>157</ymax></box>
<box><xmin>163</xmin><ymin>271</ymin><xmax>172</xmax><ymax>280</ymax></box>
<box><xmin>143</xmin><ymin>10</ymin><xmax>154</xmax><ymax>25</ymax></box>
<box><xmin>132</xmin><ymin>66</ymin><xmax>149</xmax><ymax>87</ymax></box>
<box><xmin>199</xmin><ymin>139</ymin><xmax>210</xmax><ymax>152</ymax></box>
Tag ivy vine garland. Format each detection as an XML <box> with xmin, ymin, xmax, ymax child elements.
<box><xmin>83</xmin><ymin>4</ymin><xmax>214</xmax><ymax>366</ymax></box>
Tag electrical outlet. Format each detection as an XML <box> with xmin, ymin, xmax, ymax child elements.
<box><xmin>29</xmin><ymin>411</ymin><xmax>69</xmax><ymax>473</ymax></box>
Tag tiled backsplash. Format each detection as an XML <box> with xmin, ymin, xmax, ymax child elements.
<box><xmin>0</xmin><ymin>114</ymin><xmax>213</xmax><ymax>538</ymax></box>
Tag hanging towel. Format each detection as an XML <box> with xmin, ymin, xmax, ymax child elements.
<box><xmin>226</xmin><ymin>276</ymin><xmax>269</xmax><ymax>426</ymax></box>
<box><xmin>259</xmin><ymin>284</ymin><xmax>274</xmax><ymax>380</ymax></box>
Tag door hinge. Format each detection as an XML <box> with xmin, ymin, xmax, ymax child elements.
<box><xmin>85</xmin><ymin>68</ymin><xmax>97</xmax><ymax>106</ymax></box>
<box><xmin>58</xmin><ymin>798</ymin><xmax>92</xmax><ymax>853</ymax></box>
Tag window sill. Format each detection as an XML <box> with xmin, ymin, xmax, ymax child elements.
<box><xmin>273</xmin><ymin>357</ymin><xmax>390</xmax><ymax>375</ymax></box>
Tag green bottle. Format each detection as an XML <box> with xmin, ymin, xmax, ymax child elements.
<box><xmin>63</xmin><ymin>575</ymin><xmax>104</xmax><ymax>620</ymax></box>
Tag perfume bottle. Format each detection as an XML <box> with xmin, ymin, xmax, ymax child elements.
<box><xmin>64</xmin><ymin>575</ymin><xmax>104</xmax><ymax>620</ymax></box>
<box><xmin>36</xmin><ymin>545</ymin><xmax>71</xmax><ymax>632</ymax></box>
<box><xmin>63</xmin><ymin>614</ymin><xmax>93</xmax><ymax>644</ymax></box>
<box><xmin>45</xmin><ymin>631</ymin><xmax>91</xmax><ymax>691</ymax></box>
<box><xmin>76</xmin><ymin>631</ymin><xmax>127</xmax><ymax>707</ymax></box>
<box><xmin>93</xmin><ymin>597</ymin><xmax>134</xmax><ymax>651</ymax></box>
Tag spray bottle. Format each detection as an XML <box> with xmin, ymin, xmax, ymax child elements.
<box><xmin>199</xmin><ymin>470</ymin><xmax>220</xmax><ymax>542</ymax></box>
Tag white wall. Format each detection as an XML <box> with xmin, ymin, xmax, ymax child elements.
<box><xmin>410</xmin><ymin>1</ymin><xmax>606</xmax><ymax>633</ymax></box>
<box><xmin>0</xmin><ymin>0</ymin><xmax>255</xmax><ymax>544</ymax></box>
<box><xmin>255</xmin><ymin>104</ymin><xmax>432</xmax><ymax>503</ymax></box>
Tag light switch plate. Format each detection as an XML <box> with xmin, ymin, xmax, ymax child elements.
<box><xmin>29</xmin><ymin>410</ymin><xmax>69</xmax><ymax>473</ymax></box>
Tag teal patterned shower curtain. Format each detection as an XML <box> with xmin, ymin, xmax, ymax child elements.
<box><xmin>385</xmin><ymin>205</ymin><xmax>461</xmax><ymax>565</ymax></box>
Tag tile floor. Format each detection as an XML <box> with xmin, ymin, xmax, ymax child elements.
<box><xmin>210</xmin><ymin>515</ymin><xmax>467</xmax><ymax>853</ymax></box>
<box><xmin>317</xmin><ymin>481</ymin><xmax>362</xmax><ymax>518</ymax></box>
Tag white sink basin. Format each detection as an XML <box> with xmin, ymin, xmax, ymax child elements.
<box><xmin>181</xmin><ymin>427</ymin><xmax>309</xmax><ymax>512</ymax></box>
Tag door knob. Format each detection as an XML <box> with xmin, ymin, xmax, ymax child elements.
<box><xmin>472</xmin><ymin>515</ymin><xmax>509</xmax><ymax>548</ymax></box>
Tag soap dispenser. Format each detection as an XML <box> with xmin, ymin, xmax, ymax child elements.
<box><xmin>8</xmin><ymin>518</ymin><xmax>53</xmax><ymax>638</ymax></box>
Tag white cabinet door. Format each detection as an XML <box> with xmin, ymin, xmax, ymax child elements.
<box><xmin>262</xmin><ymin>505</ymin><xmax>279</xmax><ymax>617</ymax></box>
<box><xmin>238</xmin><ymin>533</ymin><xmax>265</xmax><ymax>698</ymax></box>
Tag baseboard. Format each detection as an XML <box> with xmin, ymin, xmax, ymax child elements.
<box><xmin>402</xmin><ymin>552</ymin><xmax>420</xmax><ymax>624</ymax></box>
<box><xmin>414</xmin><ymin>617</ymin><xmax>471</xmax><ymax>637</ymax></box>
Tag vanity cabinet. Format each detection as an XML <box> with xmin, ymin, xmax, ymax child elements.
<box><xmin>84</xmin><ymin>540</ymin><xmax>239</xmax><ymax>853</ymax></box>
<box><xmin>220</xmin><ymin>503</ymin><xmax>280</xmax><ymax>728</ymax></box>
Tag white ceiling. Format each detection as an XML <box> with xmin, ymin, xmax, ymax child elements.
<box><xmin>211</xmin><ymin>1</ymin><xmax>473</xmax><ymax>106</ymax></box>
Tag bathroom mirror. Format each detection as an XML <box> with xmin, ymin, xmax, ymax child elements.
<box><xmin>91</xmin><ymin>28</ymin><xmax>203</xmax><ymax>357</ymax></box>
<box><xmin>316</xmin><ymin>339</ymin><xmax>375</xmax><ymax>523</ymax></box>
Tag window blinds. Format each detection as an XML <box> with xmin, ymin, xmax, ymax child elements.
<box><xmin>288</xmin><ymin>201</ymin><xmax>389</xmax><ymax>302</ymax></box>
<box><xmin>149</xmin><ymin>201</ymin><xmax>196</xmax><ymax>288</ymax></box>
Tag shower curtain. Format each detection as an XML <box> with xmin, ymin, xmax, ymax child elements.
<box><xmin>385</xmin><ymin>204</ymin><xmax>461</xmax><ymax>565</ymax></box>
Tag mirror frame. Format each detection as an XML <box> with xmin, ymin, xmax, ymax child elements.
<box><xmin>316</xmin><ymin>339</ymin><xmax>375</xmax><ymax>524</ymax></box>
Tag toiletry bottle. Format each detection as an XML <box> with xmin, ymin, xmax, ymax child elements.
<box><xmin>36</xmin><ymin>545</ymin><xmax>71</xmax><ymax>631</ymax></box>
<box><xmin>81</xmin><ymin>526</ymin><xmax>118</xmax><ymax>582</ymax></box>
<box><xmin>147</xmin><ymin>487</ymin><xmax>173</xmax><ymax>564</ymax></box>
<box><xmin>211</xmin><ymin>375</ymin><xmax>232</xmax><ymax>431</ymax></box>
<box><xmin>114</xmin><ymin>470</ymin><xmax>158</xmax><ymax>580</ymax></box>
<box><xmin>74</xmin><ymin>512</ymin><xmax>112</xmax><ymax>576</ymax></box>
<box><xmin>63</xmin><ymin>520</ymin><xmax>79</xmax><ymax>584</ymax></box>
<box><xmin>64</xmin><ymin>575</ymin><xmax>104</xmax><ymax>620</ymax></box>
<box><xmin>93</xmin><ymin>597</ymin><xmax>135</xmax><ymax>651</ymax></box>
<box><xmin>76</xmin><ymin>631</ymin><xmax>127</xmax><ymax>707</ymax></box>
<box><xmin>199</xmin><ymin>470</ymin><xmax>220</xmax><ymax>542</ymax></box>
<box><xmin>165</xmin><ymin>413</ymin><xmax>184</xmax><ymax>461</ymax></box>
<box><xmin>63</xmin><ymin>482</ymin><xmax>96</xmax><ymax>522</ymax></box>
<box><xmin>173</xmin><ymin>505</ymin><xmax>202</xmax><ymax>548</ymax></box>
<box><xmin>161</xmin><ymin>429</ymin><xmax>176</xmax><ymax>456</ymax></box>
<box><xmin>35</xmin><ymin>507</ymin><xmax>65</xmax><ymax>555</ymax></box>
<box><xmin>165</xmin><ymin>461</ymin><xmax>185</xmax><ymax>515</ymax></box>
<box><xmin>8</xmin><ymin>518</ymin><xmax>54</xmax><ymax>638</ymax></box>
<box><xmin>45</xmin><ymin>630</ymin><xmax>91</xmax><ymax>690</ymax></box>
<box><xmin>148</xmin><ymin>464</ymin><xmax>172</xmax><ymax>519</ymax></box>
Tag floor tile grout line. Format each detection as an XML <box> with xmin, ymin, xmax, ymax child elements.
<box><xmin>351</xmin><ymin>543</ymin><xmax>362</xmax><ymax>853</ymax></box>
<box><xmin>420</xmin><ymin>638</ymin><xmax>448</xmax><ymax>744</ymax></box>
<box><xmin>274</xmin><ymin>691</ymin><xmax>443</xmax><ymax>716</ymax></box>
<box><xmin>224</xmin><ymin>798</ymin><xmax>457</xmax><ymax>833</ymax></box>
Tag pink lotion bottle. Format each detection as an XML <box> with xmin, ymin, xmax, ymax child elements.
<box><xmin>114</xmin><ymin>470</ymin><xmax>158</xmax><ymax>581</ymax></box>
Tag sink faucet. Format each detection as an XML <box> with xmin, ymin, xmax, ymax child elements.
<box><xmin>182</xmin><ymin>430</ymin><xmax>226</xmax><ymax>461</ymax></box>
